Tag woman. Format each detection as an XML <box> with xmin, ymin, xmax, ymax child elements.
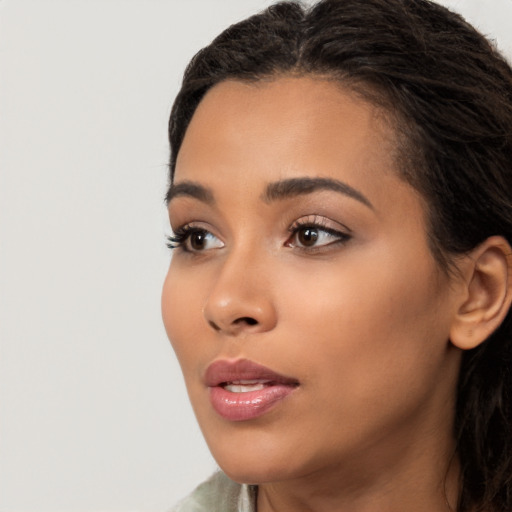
<box><xmin>161</xmin><ymin>0</ymin><xmax>512</xmax><ymax>510</ymax></box>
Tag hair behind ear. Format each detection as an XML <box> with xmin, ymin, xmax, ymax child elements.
<box><xmin>456</xmin><ymin>311</ymin><xmax>512</xmax><ymax>510</ymax></box>
<box><xmin>452</xmin><ymin>238</ymin><xmax>512</xmax><ymax>510</ymax></box>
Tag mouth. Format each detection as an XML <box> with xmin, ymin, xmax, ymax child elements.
<box><xmin>222</xmin><ymin>379</ymin><xmax>272</xmax><ymax>393</ymax></box>
<box><xmin>205</xmin><ymin>359</ymin><xmax>299</xmax><ymax>422</ymax></box>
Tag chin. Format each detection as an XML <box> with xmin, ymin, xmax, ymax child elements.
<box><xmin>201</xmin><ymin>422</ymin><xmax>310</xmax><ymax>485</ymax></box>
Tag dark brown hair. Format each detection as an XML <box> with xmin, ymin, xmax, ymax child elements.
<box><xmin>167</xmin><ymin>1</ymin><xmax>512</xmax><ymax>510</ymax></box>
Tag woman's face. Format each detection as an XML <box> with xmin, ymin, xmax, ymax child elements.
<box><xmin>162</xmin><ymin>77</ymin><xmax>462</xmax><ymax>486</ymax></box>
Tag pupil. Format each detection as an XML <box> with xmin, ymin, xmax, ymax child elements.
<box><xmin>191</xmin><ymin>231</ymin><xmax>206</xmax><ymax>250</ymax></box>
<box><xmin>299</xmin><ymin>228</ymin><xmax>318</xmax><ymax>246</ymax></box>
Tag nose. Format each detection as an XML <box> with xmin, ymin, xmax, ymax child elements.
<box><xmin>203</xmin><ymin>251</ymin><xmax>278</xmax><ymax>336</ymax></box>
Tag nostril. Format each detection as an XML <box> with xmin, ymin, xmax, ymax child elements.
<box><xmin>207</xmin><ymin>317</ymin><xmax>258</xmax><ymax>332</ymax></box>
<box><xmin>208</xmin><ymin>320</ymin><xmax>221</xmax><ymax>331</ymax></box>
<box><xmin>234</xmin><ymin>317</ymin><xmax>258</xmax><ymax>326</ymax></box>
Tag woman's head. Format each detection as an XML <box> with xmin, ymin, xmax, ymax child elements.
<box><xmin>164</xmin><ymin>1</ymin><xmax>512</xmax><ymax>510</ymax></box>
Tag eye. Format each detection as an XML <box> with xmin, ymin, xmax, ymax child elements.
<box><xmin>286</xmin><ymin>217</ymin><xmax>351</xmax><ymax>250</ymax></box>
<box><xmin>296</xmin><ymin>226</ymin><xmax>321</xmax><ymax>247</ymax></box>
<box><xmin>167</xmin><ymin>226</ymin><xmax>224</xmax><ymax>253</ymax></box>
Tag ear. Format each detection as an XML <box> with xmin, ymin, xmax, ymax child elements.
<box><xmin>450</xmin><ymin>236</ymin><xmax>512</xmax><ymax>350</ymax></box>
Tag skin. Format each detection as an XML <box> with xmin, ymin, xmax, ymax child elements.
<box><xmin>162</xmin><ymin>77</ymin><xmax>468</xmax><ymax>512</ymax></box>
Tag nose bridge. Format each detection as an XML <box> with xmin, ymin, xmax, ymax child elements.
<box><xmin>203</xmin><ymin>241</ymin><xmax>277</xmax><ymax>335</ymax></box>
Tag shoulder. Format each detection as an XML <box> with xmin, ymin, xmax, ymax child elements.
<box><xmin>170</xmin><ymin>471</ymin><xmax>257</xmax><ymax>512</ymax></box>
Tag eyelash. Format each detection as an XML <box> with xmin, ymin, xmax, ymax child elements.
<box><xmin>286</xmin><ymin>217</ymin><xmax>351</xmax><ymax>251</ymax></box>
<box><xmin>166</xmin><ymin>217</ymin><xmax>351</xmax><ymax>253</ymax></box>
<box><xmin>166</xmin><ymin>225</ymin><xmax>206</xmax><ymax>249</ymax></box>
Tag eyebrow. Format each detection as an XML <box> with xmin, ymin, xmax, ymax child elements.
<box><xmin>261</xmin><ymin>177</ymin><xmax>373</xmax><ymax>209</ymax></box>
<box><xmin>166</xmin><ymin>176</ymin><xmax>373</xmax><ymax>210</ymax></box>
<box><xmin>166</xmin><ymin>181</ymin><xmax>214</xmax><ymax>205</ymax></box>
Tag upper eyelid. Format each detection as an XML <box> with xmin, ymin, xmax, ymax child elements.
<box><xmin>171</xmin><ymin>220</ymin><xmax>216</xmax><ymax>233</ymax></box>
<box><xmin>289</xmin><ymin>215</ymin><xmax>352</xmax><ymax>233</ymax></box>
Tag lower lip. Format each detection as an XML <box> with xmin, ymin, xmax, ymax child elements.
<box><xmin>209</xmin><ymin>384</ymin><xmax>296</xmax><ymax>421</ymax></box>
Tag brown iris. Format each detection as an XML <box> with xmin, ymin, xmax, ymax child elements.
<box><xmin>297</xmin><ymin>227</ymin><xmax>319</xmax><ymax>247</ymax></box>
<box><xmin>190</xmin><ymin>231</ymin><xmax>207</xmax><ymax>250</ymax></box>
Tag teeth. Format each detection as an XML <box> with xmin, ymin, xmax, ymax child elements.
<box><xmin>223</xmin><ymin>380</ymin><xmax>270</xmax><ymax>393</ymax></box>
<box><xmin>224</xmin><ymin>384</ymin><xmax>266</xmax><ymax>393</ymax></box>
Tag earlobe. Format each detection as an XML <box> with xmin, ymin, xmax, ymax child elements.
<box><xmin>450</xmin><ymin>236</ymin><xmax>512</xmax><ymax>351</ymax></box>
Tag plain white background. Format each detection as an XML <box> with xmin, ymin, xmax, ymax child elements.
<box><xmin>0</xmin><ymin>1</ymin><xmax>511</xmax><ymax>511</ymax></box>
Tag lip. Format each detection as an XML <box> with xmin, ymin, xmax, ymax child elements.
<box><xmin>205</xmin><ymin>359</ymin><xmax>299</xmax><ymax>422</ymax></box>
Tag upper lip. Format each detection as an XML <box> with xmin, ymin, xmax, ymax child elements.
<box><xmin>204</xmin><ymin>359</ymin><xmax>299</xmax><ymax>387</ymax></box>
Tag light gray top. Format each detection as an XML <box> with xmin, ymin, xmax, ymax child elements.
<box><xmin>171</xmin><ymin>472</ymin><xmax>257</xmax><ymax>512</ymax></box>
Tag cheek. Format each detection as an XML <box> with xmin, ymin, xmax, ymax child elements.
<box><xmin>161</xmin><ymin>264</ymin><xmax>208</xmax><ymax>374</ymax></box>
<box><xmin>278</xmin><ymin>251</ymin><xmax>451</xmax><ymax>400</ymax></box>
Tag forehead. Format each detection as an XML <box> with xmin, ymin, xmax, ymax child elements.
<box><xmin>174</xmin><ymin>76</ymin><xmax>400</xmax><ymax>205</ymax></box>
